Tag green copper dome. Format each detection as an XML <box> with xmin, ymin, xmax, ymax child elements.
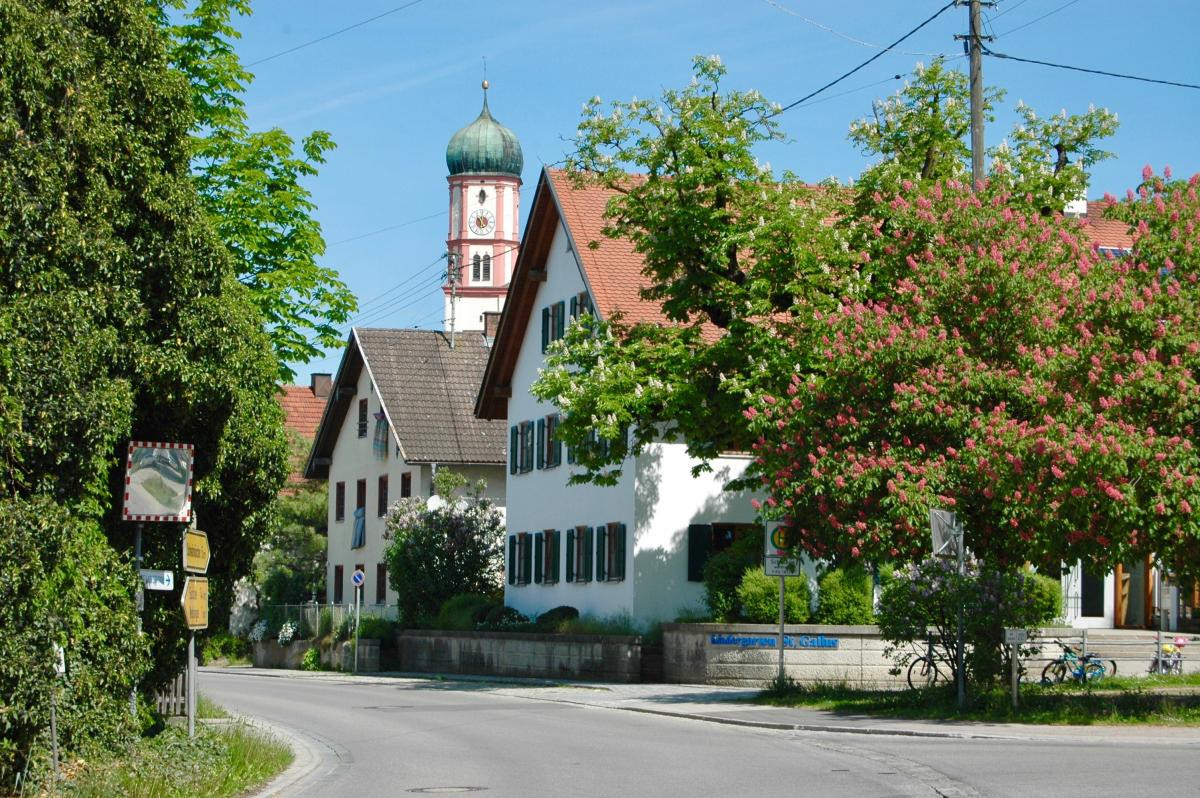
<box><xmin>446</xmin><ymin>83</ymin><xmax>523</xmax><ymax>177</ymax></box>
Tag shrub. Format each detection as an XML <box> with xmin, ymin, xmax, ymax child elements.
<box><xmin>479</xmin><ymin>605</ymin><xmax>530</xmax><ymax>630</ymax></box>
<box><xmin>317</xmin><ymin>608</ymin><xmax>333</xmax><ymax>639</ymax></box>
<box><xmin>438</xmin><ymin>594</ymin><xmax>495</xmax><ymax>631</ymax></box>
<box><xmin>737</xmin><ymin>566</ymin><xmax>811</xmax><ymax>624</ymax></box>
<box><xmin>357</xmin><ymin>616</ymin><xmax>397</xmax><ymax>640</ymax></box>
<box><xmin>534</xmin><ymin>605</ymin><xmax>580</xmax><ymax>632</ymax></box>
<box><xmin>877</xmin><ymin>558</ymin><xmax>1062</xmax><ymax>686</ymax></box>
<box><xmin>384</xmin><ymin>471</ymin><xmax>504</xmax><ymax>626</ymax></box>
<box><xmin>277</xmin><ymin>622</ymin><xmax>298</xmax><ymax>645</ymax></box>
<box><xmin>555</xmin><ymin>612</ymin><xmax>640</xmax><ymax>636</ymax></box>
<box><xmin>814</xmin><ymin>565</ymin><xmax>875</xmax><ymax>625</ymax></box>
<box><xmin>299</xmin><ymin>647</ymin><xmax>322</xmax><ymax>672</ymax></box>
<box><xmin>702</xmin><ymin>534</ymin><xmax>761</xmax><ymax>621</ymax></box>
<box><xmin>201</xmin><ymin>632</ymin><xmax>249</xmax><ymax>664</ymax></box>
<box><xmin>248</xmin><ymin>619</ymin><xmax>269</xmax><ymax>643</ymax></box>
<box><xmin>0</xmin><ymin>499</ymin><xmax>149</xmax><ymax>787</ymax></box>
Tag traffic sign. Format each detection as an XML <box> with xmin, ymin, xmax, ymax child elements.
<box><xmin>763</xmin><ymin>522</ymin><xmax>801</xmax><ymax>576</ymax></box>
<box><xmin>352</xmin><ymin>569</ymin><xmax>365</xmax><ymax>587</ymax></box>
<box><xmin>182</xmin><ymin>529</ymin><xmax>210</xmax><ymax>574</ymax></box>
<box><xmin>1004</xmin><ymin>627</ymin><xmax>1028</xmax><ymax>645</ymax></box>
<box><xmin>180</xmin><ymin>577</ymin><xmax>209</xmax><ymax>630</ymax></box>
<box><xmin>139</xmin><ymin>569</ymin><xmax>175</xmax><ymax>591</ymax></box>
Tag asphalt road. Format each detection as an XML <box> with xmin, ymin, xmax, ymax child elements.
<box><xmin>200</xmin><ymin>670</ymin><xmax>1196</xmax><ymax>798</ymax></box>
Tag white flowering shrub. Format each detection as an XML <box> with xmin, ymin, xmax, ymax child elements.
<box><xmin>277</xmin><ymin>620</ymin><xmax>298</xmax><ymax>645</ymax></box>
<box><xmin>247</xmin><ymin>619</ymin><xmax>269</xmax><ymax>643</ymax></box>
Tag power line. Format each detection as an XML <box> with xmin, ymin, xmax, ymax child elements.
<box><xmin>349</xmin><ymin>254</ymin><xmax>447</xmax><ymax>320</ymax></box>
<box><xmin>993</xmin><ymin>0</ymin><xmax>1080</xmax><ymax>38</ymax></box>
<box><xmin>982</xmin><ymin>45</ymin><xmax>1200</xmax><ymax>91</ymax></box>
<box><xmin>987</xmin><ymin>0</ymin><xmax>1030</xmax><ymax>23</ymax></box>
<box><xmin>348</xmin><ymin>283</ymin><xmax>445</xmax><ymax>331</ymax></box>
<box><xmin>788</xmin><ymin>74</ymin><xmax>905</xmax><ymax>111</ymax></box>
<box><xmin>327</xmin><ymin>212</ymin><xmax>443</xmax><ymax>247</ymax></box>
<box><xmin>774</xmin><ymin>0</ymin><xmax>958</xmax><ymax>115</ymax></box>
<box><xmin>247</xmin><ymin>0</ymin><xmax>428</xmax><ymax>67</ymax></box>
<box><xmin>764</xmin><ymin>0</ymin><xmax>949</xmax><ymax>58</ymax></box>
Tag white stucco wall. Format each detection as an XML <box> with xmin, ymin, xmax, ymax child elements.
<box><xmin>325</xmin><ymin>363</ymin><xmax>506</xmax><ymax>610</ymax></box>
<box><xmin>502</xmin><ymin>219</ymin><xmax>764</xmax><ymax>628</ymax></box>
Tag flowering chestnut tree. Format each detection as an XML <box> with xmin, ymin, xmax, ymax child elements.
<box><xmin>747</xmin><ymin>168</ymin><xmax>1200</xmax><ymax>576</ymax></box>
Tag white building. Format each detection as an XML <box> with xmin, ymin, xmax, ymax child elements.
<box><xmin>305</xmin><ymin>83</ymin><xmax>521</xmax><ymax>610</ymax></box>
<box><xmin>476</xmin><ymin>168</ymin><xmax>766</xmax><ymax>627</ymax></box>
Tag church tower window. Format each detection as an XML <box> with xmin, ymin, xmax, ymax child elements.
<box><xmin>472</xmin><ymin>254</ymin><xmax>482</xmax><ymax>281</ymax></box>
<box><xmin>481</xmin><ymin>254</ymin><xmax>491</xmax><ymax>282</ymax></box>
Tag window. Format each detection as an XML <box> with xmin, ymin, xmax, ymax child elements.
<box><xmin>565</xmin><ymin>525</ymin><xmax>593</xmax><ymax>584</ymax></box>
<box><xmin>540</xmin><ymin>300</ymin><xmax>567</xmax><ymax>353</ymax></box>
<box><xmin>536</xmin><ymin>414</ymin><xmax>562</xmax><ymax>469</ymax></box>
<box><xmin>377</xmin><ymin>475</ymin><xmax>388</xmax><ymax>517</ymax></box>
<box><xmin>334</xmin><ymin>565</ymin><xmax>344</xmax><ymax>604</ymax></box>
<box><xmin>356</xmin><ymin>479</ymin><xmax>366</xmax><ymax>511</ymax></box>
<box><xmin>687</xmin><ymin>522</ymin><xmax>760</xmax><ymax>581</ymax></box>
<box><xmin>472</xmin><ymin>253</ymin><xmax>482</xmax><ymax>281</ymax></box>
<box><xmin>335</xmin><ymin>482</ymin><xmax>346</xmax><ymax>522</ymax></box>
<box><xmin>401</xmin><ymin>472</ymin><xmax>412</xmax><ymax>498</ymax></box>
<box><xmin>509</xmin><ymin>421</ymin><xmax>536</xmax><ymax>474</ymax></box>
<box><xmin>376</xmin><ymin>563</ymin><xmax>387</xmax><ymax>604</ymax></box>
<box><xmin>535</xmin><ymin>530</ymin><xmax>560</xmax><ymax>585</ymax></box>
<box><xmin>357</xmin><ymin>398</ymin><xmax>368</xmax><ymax>437</ymax></box>
<box><xmin>507</xmin><ymin>533</ymin><xmax>533</xmax><ymax>586</ymax></box>
<box><xmin>569</xmin><ymin>291</ymin><xmax>592</xmax><ymax>319</ymax></box>
<box><xmin>481</xmin><ymin>253</ymin><xmax>491</xmax><ymax>282</ymax></box>
<box><xmin>352</xmin><ymin>479</ymin><xmax>367</xmax><ymax>549</ymax></box>
<box><xmin>595</xmin><ymin>522</ymin><xmax>627</xmax><ymax>582</ymax></box>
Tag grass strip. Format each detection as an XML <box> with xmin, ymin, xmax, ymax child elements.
<box><xmin>755</xmin><ymin>675</ymin><xmax>1200</xmax><ymax>725</ymax></box>
<box><xmin>63</xmin><ymin>720</ymin><xmax>292</xmax><ymax>797</ymax></box>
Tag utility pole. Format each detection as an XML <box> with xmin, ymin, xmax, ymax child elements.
<box><xmin>447</xmin><ymin>252</ymin><xmax>458</xmax><ymax>349</ymax></box>
<box><xmin>957</xmin><ymin>0</ymin><xmax>992</xmax><ymax>187</ymax></box>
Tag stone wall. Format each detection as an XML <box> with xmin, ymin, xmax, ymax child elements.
<box><xmin>252</xmin><ymin>639</ymin><xmax>314</xmax><ymax>669</ymax></box>
<box><xmin>662</xmin><ymin>623</ymin><xmax>904</xmax><ymax>688</ymax></box>
<box><xmin>397</xmin><ymin>630</ymin><xmax>642</xmax><ymax>682</ymax></box>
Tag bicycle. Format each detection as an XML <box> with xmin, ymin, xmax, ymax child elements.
<box><xmin>906</xmin><ymin>642</ymin><xmax>949</xmax><ymax>689</ymax></box>
<box><xmin>1040</xmin><ymin>639</ymin><xmax>1115</xmax><ymax>685</ymax></box>
<box><xmin>1149</xmin><ymin>637</ymin><xmax>1187</xmax><ymax>675</ymax></box>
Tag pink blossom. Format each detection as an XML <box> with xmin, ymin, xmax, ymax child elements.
<box><xmin>743</xmin><ymin>407</ymin><xmax>758</xmax><ymax>420</ymax></box>
<box><xmin>1051</xmin><ymin>465</ymin><xmax>1065</xmax><ymax>479</ymax></box>
<box><xmin>1182</xmin><ymin>499</ymin><xmax>1193</xmax><ymax>514</ymax></box>
<box><xmin>750</xmin><ymin>498</ymin><xmax>762</xmax><ymax>510</ymax></box>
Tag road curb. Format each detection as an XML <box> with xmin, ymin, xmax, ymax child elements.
<box><xmin>236</xmin><ymin>715</ymin><xmax>326</xmax><ymax>798</ymax></box>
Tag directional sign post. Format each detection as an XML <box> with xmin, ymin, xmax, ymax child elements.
<box><xmin>139</xmin><ymin>569</ymin><xmax>174</xmax><ymax>592</ymax></box>
<box><xmin>763</xmin><ymin>522</ymin><xmax>801</xmax><ymax>684</ymax></box>
<box><xmin>182</xmin><ymin>529</ymin><xmax>210</xmax><ymax>574</ymax></box>
<box><xmin>351</xmin><ymin>569</ymin><xmax>365</xmax><ymax>673</ymax></box>
<box><xmin>180</xmin><ymin>575</ymin><xmax>208</xmax><ymax>739</ymax></box>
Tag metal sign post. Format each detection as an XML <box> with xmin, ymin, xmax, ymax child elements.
<box><xmin>352</xmin><ymin>569</ymin><xmax>365</xmax><ymax>674</ymax></box>
<box><xmin>1004</xmin><ymin>628</ymin><xmax>1027</xmax><ymax>710</ymax></box>
<box><xmin>763</xmin><ymin>523</ymin><xmax>798</xmax><ymax>684</ymax></box>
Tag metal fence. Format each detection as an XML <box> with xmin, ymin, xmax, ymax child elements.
<box><xmin>259</xmin><ymin>602</ymin><xmax>398</xmax><ymax>638</ymax></box>
<box><xmin>1022</xmin><ymin>629</ymin><xmax>1199</xmax><ymax>678</ymax></box>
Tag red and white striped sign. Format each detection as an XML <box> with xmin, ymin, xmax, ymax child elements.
<box><xmin>121</xmin><ymin>441</ymin><xmax>195</xmax><ymax>523</ymax></box>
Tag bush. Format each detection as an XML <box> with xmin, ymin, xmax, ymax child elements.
<box><xmin>317</xmin><ymin>608</ymin><xmax>333</xmax><ymax>639</ymax></box>
<box><xmin>555</xmin><ymin>612</ymin><xmax>640</xmax><ymax>636</ymax></box>
<box><xmin>534</xmin><ymin>605</ymin><xmax>580</xmax><ymax>632</ymax></box>
<box><xmin>277</xmin><ymin>622</ymin><xmax>298</xmax><ymax>645</ymax></box>
<box><xmin>384</xmin><ymin>471</ymin><xmax>504</xmax><ymax>626</ymax></box>
<box><xmin>0</xmin><ymin>499</ymin><xmax>149</xmax><ymax>788</ymax></box>
<box><xmin>357</xmin><ymin>616</ymin><xmax>397</xmax><ymax>640</ymax></box>
<box><xmin>814</xmin><ymin>565</ymin><xmax>875</xmax><ymax>625</ymax></box>
<box><xmin>479</xmin><ymin>605</ymin><xmax>530</xmax><ymax>630</ymax></box>
<box><xmin>702</xmin><ymin>534</ymin><xmax>762</xmax><ymax>621</ymax></box>
<box><xmin>737</xmin><ymin>567</ymin><xmax>811</xmax><ymax>624</ymax></box>
<box><xmin>438</xmin><ymin>594</ymin><xmax>495</xmax><ymax>631</ymax></box>
<box><xmin>877</xmin><ymin>558</ymin><xmax>1062</xmax><ymax>686</ymax></box>
<box><xmin>299</xmin><ymin>647</ymin><xmax>322</xmax><ymax>672</ymax></box>
<box><xmin>201</xmin><ymin>632</ymin><xmax>249</xmax><ymax>664</ymax></box>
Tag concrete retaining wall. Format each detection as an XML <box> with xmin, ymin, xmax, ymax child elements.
<box><xmin>398</xmin><ymin>630</ymin><xmax>642</xmax><ymax>682</ymax></box>
<box><xmin>662</xmin><ymin>623</ymin><xmax>904</xmax><ymax>688</ymax></box>
<box><xmin>252</xmin><ymin>640</ymin><xmax>314</xmax><ymax>669</ymax></box>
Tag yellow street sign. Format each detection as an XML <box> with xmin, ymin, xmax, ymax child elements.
<box><xmin>180</xmin><ymin>577</ymin><xmax>209</xmax><ymax>630</ymax></box>
<box><xmin>182</xmin><ymin>529</ymin><xmax>210</xmax><ymax>574</ymax></box>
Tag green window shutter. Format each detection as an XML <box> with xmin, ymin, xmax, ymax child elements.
<box><xmin>541</xmin><ymin>307</ymin><xmax>550</xmax><ymax>352</ymax></box>
<box><xmin>583</xmin><ymin>526</ymin><xmax>594</xmax><ymax>583</ymax></box>
<box><xmin>536</xmin><ymin>418</ymin><xmax>545</xmax><ymax>469</ymax></box>
<box><xmin>555</xmin><ymin>301</ymin><xmax>566</xmax><ymax>340</ymax></box>
<box><xmin>507</xmin><ymin>535</ymin><xmax>516</xmax><ymax>585</ymax></box>
<box><xmin>569</xmin><ymin>295</ymin><xmax>578</xmax><ymax>319</ymax></box>
<box><xmin>595</xmin><ymin>525</ymin><xmax>607</xmax><ymax>582</ymax></box>
<box><xmin>616</xmin><ymin>523</ymin><xmax>627</xmax><ymax>581</ymax></box>
<box><xmin>521</xmin><ymin>533</ymin><xmax>533</xmax><ymax>586</ymax></box>
<box><xmin>551</xmin><ymin>530</ymin><xmax>561</xmax><ymax>583</ymax></box>
<box><xmin>565</xmin><ymin>529</ymin><xmax>575</xmax><ymax>583</ymax></box>
<box><xmin>509</xmin><ymin>426</ymin><xmax>518</xmax><ymax>474</ymax></box>
<box><xmin>534</xmin><ymin>533</ymin><xmax>544</xmax><ymax>584</ymax></box>
<box><xmin>687</xmin><ymin>524</ymin><xmax>713</xmax><ymax>582</ymax></box>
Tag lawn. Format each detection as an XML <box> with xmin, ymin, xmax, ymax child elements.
<box><xmin>61</xmin><ymin>697</ymin><xmax>291</xmax><ymax>798</ymax></box>
<box><xmin>756</xmin><ymin>674</ymin><xmax>1200</xmax><ymax>725</ymax></box>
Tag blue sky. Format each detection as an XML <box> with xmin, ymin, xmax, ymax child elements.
<box><xmin>226</xmin><ymin>1</ymin><xmax>1200</xmax><ymax>381</ymax></box>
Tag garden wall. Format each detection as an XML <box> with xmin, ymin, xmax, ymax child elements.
<box><xmin>252</xmin><ymin>638</ymin><xmax>379</xmax><ymax>672</ymax></box>
<box><xmin>662</xmin><ymin>623</ymin><xmax>903</xmax><ymax>688</ymax></box>
<box><xmin>397</xmin><ymin>630</ymin><xmax>642</xmax><ymax>682</ymax></box>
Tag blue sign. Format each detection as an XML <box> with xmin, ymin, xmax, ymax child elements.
<box><xmin>709</xmin><ymin>633</ymin><xmax>838</xmax><ymax>650</ymax></box>
<box><xmin>352</xmin><ymin>569</ymin><xmax>365</xmax><ymax>587</ymax></box>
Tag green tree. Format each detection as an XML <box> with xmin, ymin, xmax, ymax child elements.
<box><xmin>160</xmin><ymin>0</ymin><xmax>357</xmax><ymax>379</ymax></box>
<box><xmin>0</xmin><ymin>0</ymin><xmax>288</xmax><ymax>709</ymax></box>
<box><xmin>253</xmin><ymin>465</ymin><xmax>327</xmax><ymax>607</ymax></box>
<box><xmin>383</xmin><ymin>470</ymin><xmax>505</xmax><ymax>626</ymax></box>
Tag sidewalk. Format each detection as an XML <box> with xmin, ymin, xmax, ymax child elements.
<box><xmin>201</xmin><ymin>666</ymin><xmax>1200</xmax><ymax>745</ymax></box>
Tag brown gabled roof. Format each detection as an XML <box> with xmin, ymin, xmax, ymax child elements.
<box><xmin>474</xmin><ymin>167</ymin><xmax>1137</xmax><ymax>421</ymax></box>
<box><xmin>279</xmin><ymin>385</ymin><xmax>326</xmax><ymax>440</ymax></box>
<box><xmin>307</xmin><ymin>328</ymin><xmax>504</xmax><ymax>479</ymax></box>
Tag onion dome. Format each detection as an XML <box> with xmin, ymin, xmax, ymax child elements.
<box><xmin>445</xmin><ymin>81</ymin><xmax>523</xmax><ymax>177</ymax></box>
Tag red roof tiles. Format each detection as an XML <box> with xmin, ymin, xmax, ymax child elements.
<box><xmin>279</xmin><ymin>384</ymin><xmax>327</xmax><ymax>440</ymax></box>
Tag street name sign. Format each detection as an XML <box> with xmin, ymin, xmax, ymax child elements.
<box><xmin>180</xmin><ymin>577</ymin><xmax>209</xmax><ymax>630</ymax></box>
<box><xmin>182</xmin><ymin>529</ymin><xmax>210</xmax><ymax>574</ymax></box>
<box><xmin>139</xmin><ymin>569</ymin><xmax>175</xmax><ymax>592</ymax></box>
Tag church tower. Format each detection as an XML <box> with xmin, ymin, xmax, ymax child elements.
<box><xmin>444</xmin><ymin>81</ymin><xmax>523</xmax><ymax>333</ymax></box>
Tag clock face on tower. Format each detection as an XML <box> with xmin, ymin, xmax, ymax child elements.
<box><xmin>468</xmin><ymin>208</ymin><xmax>496</xmax><ymax>236</ymax></box>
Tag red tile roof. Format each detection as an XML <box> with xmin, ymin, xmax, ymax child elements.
<box><xmin>279</xmin><ymin>385</ymin><xmax>327</xmax><ymax>440</ymax></box>
<box><xmin>1081</xmin><ymin>200</ymin><xmax>1135</xmax><ymax>250</ymax></box>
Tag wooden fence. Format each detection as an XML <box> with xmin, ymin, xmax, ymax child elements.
<box><xmin>155</xmin><ymin>671</ymin><xmax>187</xmax><ymax>716</ymax></box>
